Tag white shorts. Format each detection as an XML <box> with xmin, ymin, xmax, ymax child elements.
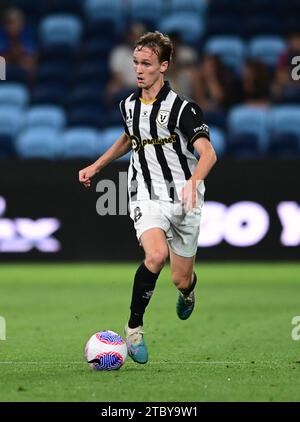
<box><xmin>129</xmin><ymin>198</ymin><xmax>204</xmax><ymax>258</ymax></box>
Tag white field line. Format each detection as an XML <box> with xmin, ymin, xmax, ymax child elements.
<box><xmin>0</xmin><ymin>361</ymin><xmax>284</xmax><ymax>366</ymax></box>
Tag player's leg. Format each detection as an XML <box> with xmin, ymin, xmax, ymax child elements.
<box><xmin>129</xmin><ymin>227</ymin><xmax>168</xmax><ymax>328</ymax></box>
<box><xmin>169</xmin><ymin>249</ymin><xmax>197</xmax><ymax>320</ymax></box>
<box><xmin>125</xmin><ymin>227</ymin><xmax>168</xmax><ymax>363</ymax></box>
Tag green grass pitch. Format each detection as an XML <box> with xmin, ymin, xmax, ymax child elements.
<box><xmin>0</xmin><ymin>263</ymin><xmax>300</xmax><ymax>402</ymax></box>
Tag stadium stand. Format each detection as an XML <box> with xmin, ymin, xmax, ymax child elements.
<box><xmin>0</xmin><ymin>0</ymin><xmax>300</xmax><ymax>159</ymax></box>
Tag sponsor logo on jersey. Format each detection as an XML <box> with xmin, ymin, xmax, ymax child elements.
<box><xmin>131</xmin><ymin>134</ymin><xmax>176</xmax><ymax>152</ymax></box>
<box><xmin>193</xmin><ymin>123</ymin><xmax>209</xmax><ymax>134</ymax></box>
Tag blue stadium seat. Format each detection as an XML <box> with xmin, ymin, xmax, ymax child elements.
<box><xmin>0</xmin><ymin>135</ymin><xmax>15</xmax><ymax>158</ymax></box>
<box><xmin>32</xmin><ymin>83</ymin><xmax>68</xmax><ymax>106</ymax></box>
<box><xmin>61</xmin><ymin>127</ymin><xmax>99</xmax><ymax>158</ymax></box>
<box><xmin>268</xmin><ymin>106</ymin><xmax>300</xmax><ymax>156</ymax></box>
<box><xmin>68</xmin><ymin>106</ymin><xmax>107</xmax><ymax>128</ymax></box>
<box><xmin>203</xmin><ymin>111</ymin><xmax>227</xmax><ymax>131</ymax></box>
<box><xmin>228</xmin><ymin>106</ymin><xmax>269</xmax><ymax>156</ymax></box>
<box><xmin>242</xmin><ymin>16</ymin><xmax>282</xmax><ymax>38</ymax></box>
<box><xmin>0</xmin><ymin>83</ymin><xmax>29</xmax><ymax>108</ymax></box>
<box><xmin>207</xmin><ymin>0</ymin><xmax>241</xmax><ymax>15</ymax></box>
<box><xmin>0</xmin><ymin>106</ymin><xmax>24</xmax><ymax>136</ymax></box>
<box><xmin>269</xmin><ymin>106</ymin><xmax>300</xmax><ymax>134</ymax></box>
<box><xmin>169</xmin><ymin>0</ymin><xmax>207</xmax><ymax>15</ymax></box>
<box><xmin>159</xmin><ymin>13</ymin><xmax>205</xmax><ymax>44</ymax></box>
<box><xmin>41</xmin><ymin>0</ymin><xmax>82</xmax><ymax>17</ymax></box>
<box><xmin>248</xmin><ymin>36</ymin><xmax>286</xmax><ymax>67</ymax></box>
<box><xmin>68</xmin><ymin>83</ymin><xmax>105</xmax><ymax>108</ymax></box>
<box><xmin>101</xmin><ymin>126</ymin><xmax>131</xmax><ymax>161</ymax></box>
<box><xmin>39</xmin><ymin>14</ymin><xmax>83</xmax><ymax>48</ymax></box>
<box><xmin>205</xmin><ymin>15</ymin><xmax>242</xmax><ymax>37</ymax></box>
<box><xmin>0</xmin><ymin>106</ymin><xmax>23</xmax><ymax>158</ymax></box>
<box><xmin>37</xmin><ymin>62</ymin><xmax>73</xmax><ymax>84</ymax></box>
<box><xmin>209</xmin><ymin>127</ymin><xmax>227</xmax><ymax>157</ymax></box>
<box><xmin>205</xmin><ymin>36</ymin><xmax>246</xmax><ymax>73</ymax></box>
<box><xmin>76</xmin><ymin>60</ymin><xmax>109</xmax><ymax>83</ymax></box>
<box><xmin>83</xmin><ymin>38</ymin><xmax>116</xmax><ymax>59</ymax></box>
<box><xmin>16</xmin><ymin>128</ymin><xmax>62</xmax><ymax>159</ymax></box>
<box><xmin>128</xmin><ymin>0</ymin><xmax>163</xmax><ymax>28</ymax></box>
<box><xmin>84</xmin><ymin>0</ymin><xmax>124</xmax><ymax>33</ymax></box>
<box><xmin>24</xmin><ymin>106</ymin><xmax>66</xmax><ymax>130</ymax></box>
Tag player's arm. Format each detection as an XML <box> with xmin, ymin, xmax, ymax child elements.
<box><xmin>79</xmin><ymin>132</ymin><xmax>131</xmax><ymax>188</ymax></box>
<box><xmin>179</xmin><ymin>102</ymin><xmax>217</xmax><ymax>209</ymax></box>
<box><xmin>191</xmin><ymin>137</ymin><xmax>217</xmax><ymax>184</ymax></box>
<box><xmin>183</xmin><ymin>137</ymin><xmax>217</xmax><ymax>208</ymax></box>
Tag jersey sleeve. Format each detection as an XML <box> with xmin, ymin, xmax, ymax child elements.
<box><xmin>119</xmin><ymin>100</ymin><xmax>130</xmax><ymax>136</ymax></box>
<box><xmin>179</xmin><ymin>102</ymin><xmax>210</xmax><ymax>145</ymax></box>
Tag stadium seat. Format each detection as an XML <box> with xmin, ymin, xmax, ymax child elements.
<box><xmin>128</xmin><ymin>0</ymin><xmax>163</xmax><ymax>29</ymax></box>
<box><xmin>268</xmin><ymin>106</ymin><xmax>300</xmax><ymax>156</ymax></box>
<box><xmin>203</xmin><ymin>111</ymin><xmax>227</xmax><ymax>131</ymax></box>
<box><xmin>16</xmin><ymin>128</ymin><xmax>62</xmax><ymax>159</ymax></box>
<box><xmin>76</xmin><ymin>60</ymin><xmax>109</xmax><ymax>83</ymax></box>
<box><xmin>24</xmin><ymin>106</ymin><xmax>66</xmax><ymax>130</ymax></box>
<box><xmin>41</xmin><ymin>0</ymin><xmax>82</xmax><ymax>17</ymax></box>
<box><xmin>205</xmin><ymin>15</ymin><xmax>242</xmax><ymax>38</ymax></box>
<box><xmin>61</xmin><ymin>127</ymin><xmax>99</xmax><ymax>158</ymax></box>
<box><xmin>68</xmin><ymin>106</ymin><xmax>107</xmax><ymax>128</ymax></box>
<box><xmin>242</xmin><ymin>16</ymin><xmax>282</xmax><ymax>38</ymax></box>
<box><xmin>207</xmin><ymin>0</ymin><xmax>241</xmax><ymax>15</ymax></box>
<box><xmin>68</xmin><ymin>83</ymin><xmax>105</xmax><ymax>108</ymax></box>
<box><xmin>0</xmin><ymin>83</ymin><xmax>29</xmax><ymax>108</ymax></box>
<box><xmin>169</xmin><ymin>0</ymin><xmax>207</xmax><ymax>15</ymax></box>
<box><xmin>0</xmin><ymin>105</ymin><xmax>23</xmax><ymax>158</ymax></box>
<box><xmin>83</xmin><ymin>38</ymin><xmax>116</xmax><ymax>59</ymax></box>
<box><xmin>268</xmin><ymin>106</ymin><xmax>300</xmax><ymax>134</ymax></box>
<box><xmin>209</xmin><ymin>127</ymin><xmax>227</xmax><ymax>157</ymax></box>
<box><xmin>228</xmin><ymin>106</ymin><xmax>269</xmax><ymax>156</ymax></box>
<box><xmin>159</xmin><ymin>13</ymin><xmax>205</xmax><ymax>44</ymax></box>
<box><xmin>101</xmin><ymin>126</ymin><xmax>131</xmax><ymax>160</ymax></box>
<box><xmin>0</xmin><ymin>135</ymin><xmax>15</xmax><ymax>158</ymax></box>
<box><xmin>205</xmin><ymin>36</ymin><xmax>246</xmax><ymax>73</ymax></box>
<box><xmin>39</xmin><ymin>14</ymin><xmax>83</xmax><ymax>48</ymax></box>
<box><xmin>248</xmin><ymin>36</ymin><xmax>286</xmax><ymax>67</ymax></box>
<box><xmin>37</xmin><ymin>62</ymin><xmax>73</xmax><ymax>84</ymax></box>
<box><xmin>84</xmin><ymin>0</ymin><xmax>124</xmax><ymax>33</ymax></box>
<box><xmin>0</xmin><ymin>105</ymin><xmax>24</xmax><ymax>136</ymax></box>
<box><xmin>31</xmin><ymin>83</ymin><xmax>68</xmax><ymax>106</ymax></box>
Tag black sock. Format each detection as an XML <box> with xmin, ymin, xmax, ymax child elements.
<box><xmin>128</xmin><ymin>262</ymin><xmax>160</xmax><ymax>329</ymax></box>
<box><xmin>179</xmin><ymin>272</ymin><xmax>197</xmax><ymax>297</ymax></box>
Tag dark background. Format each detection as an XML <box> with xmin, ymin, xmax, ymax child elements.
<box><xmin>0</xmin><ymin>159</ymin><xmax>299</xmax><ymax>261</ymax></box>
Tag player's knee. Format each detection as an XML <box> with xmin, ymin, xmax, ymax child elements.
<box><xmin>145</xmin><ymin>249</ymin><xmax>168</xmax><ymax>272</ymax></box>
<box><xmin>172</xmin><ymin>271</ymin><xmax>192</xmax><ymax>290</ymax></box>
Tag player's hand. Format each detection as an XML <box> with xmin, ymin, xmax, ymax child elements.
<box><xmin>181</xmin><ymin>178</ymin><xmax>200</xmax><ymax>212</ymax></box>
<box><xmin>79</xmin><ymin>164</ymin><xmax>98</xmax><ymax>188</ymax></box>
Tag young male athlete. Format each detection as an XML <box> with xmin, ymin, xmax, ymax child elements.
<box><xmin>79</xmin><ymin>32</ymin><xmax>217</xmax><ymax>364</ymax></box>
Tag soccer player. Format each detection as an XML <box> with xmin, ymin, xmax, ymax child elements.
<box><xmin>79</xmin><ymin>32</ymin><xmax>217</xmax><ymax>364</ymax></box>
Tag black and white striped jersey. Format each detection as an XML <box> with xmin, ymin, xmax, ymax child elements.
<box><xmin>119</xmin><ymin>81</ymin><xmax>210</xmax><ymax>202</ymax></box>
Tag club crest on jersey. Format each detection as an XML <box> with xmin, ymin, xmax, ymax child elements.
<box><xmin>157</xmin><ymin>110</ymin><xmax>170</xmax><ymax>127</ymax></box>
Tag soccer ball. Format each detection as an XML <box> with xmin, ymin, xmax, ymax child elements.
<box><xmin>85</xmin><ymin>330</ymin><xmax>127</xmax><ymax>371</ymax></box>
